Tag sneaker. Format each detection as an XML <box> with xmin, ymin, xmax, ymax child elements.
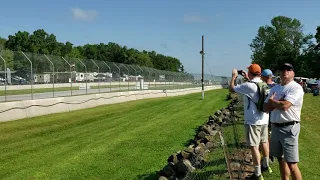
<box><xmin>248</xmin><ymin>174</ymin><xmax>264</xmax><ymax>180</ymax></box>
<box><xmin>261</xmin><ymin>165</ymin><xmax>273</xmax><ymax>173</ymax></box>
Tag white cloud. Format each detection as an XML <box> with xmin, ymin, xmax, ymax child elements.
<box><xmin>183</xmin><ymin>14</ymin><xmax>207</xmax><ymax>23</ymax></box>
<box><xmin>71</xmin><ymin>8</ymin><xmax>99</xmax><ymax>21</ymax></box>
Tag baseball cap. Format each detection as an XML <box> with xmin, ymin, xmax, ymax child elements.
<box><xmin>279</xmin><ymin>63</ymin><xmax>294</xmax><ymax>71</ymax></box>
<box><xmin>261</xmin><ymin>69</ymin><xmax>273</xmax><ymax>77</ymax></box>
<box><xmin>247</xmin><ymin>64</ymin><xmax>261</xmax><ymax>74</ymax></box>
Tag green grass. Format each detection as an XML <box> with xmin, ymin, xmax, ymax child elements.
<box><xmin>0</xmin><ymin>88</ymin><xmax>230</xmax><ymax>180</ymax></box>
<box><xmin>263</xmin><ymin>94</ymin><xmax>320</xmax><ymax>180</ymax></box>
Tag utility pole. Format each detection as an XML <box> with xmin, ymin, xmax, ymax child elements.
<box><xmin>199</xmin><ymin>35</ymin><xmax>205</xmax><ymax>100</ymax></box>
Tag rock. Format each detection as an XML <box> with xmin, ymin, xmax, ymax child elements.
<box><xmin>167</xmin><ymin>153</ymin><xmax>179</xmax><ymax>164</ymax></box>
<box><xmin>197</xmin><ymin>131</ymin><xmax>207</xmax><ymax>139</ymax></box>
<box><xmin>181</xmin><ymin>150</ymin><xmax>191</xmax><ymax>159</ymax></box>
<box><xmin>244</xmin><ymin>154</ymin><xmax>252</xmax><ymax>163</ymax></box>
<box><xmin>204</xmin><ymin>135</ymin><xmax>214</xmax><ymax>142</ymax></box>
<box><xmin>174</xmin><ymin>160</ymin><xmax>189</xmax><ymax>178</ymax></box>
<box><xmin>214</xmin><ymin>110</ymin><xmax>222</xmax><ymax>116</ymax></box>
<box><xmin>211</xmin><ymin>115</ymin><xmax>219</xmax><ymax>121</ymax></box>
<box><xmin>183</xmin><ymin>159</ymin><xmax>196</xmax><ymax>172</ymax></box>
<box><xmin>184</xmin><ymin>145</ymin><xmax>195</xmax><ymax>154</ymax></box>
<box><xmin>205</xmin><ymin>141</ymin><xmax>214</xmax><ymax>149</ymax></box>
<box><xmin>222</xmin><ymin>108</ymin><xmax>231</xmax><ymax>116</ymax></box>
<box><xmin>199</xmin><ymin>125</ymin><xmax>212</xmax><ymax>135</ymax></box>
<box><xmin>194</xmin><ymin>143</ymin><xmax>206</xmax><ymax>155</ymax></box>
<box><xmin>223</xmin><ymin>116</ymin><xmax>230</xmax><ymax>122</ymax></box>
<box><xmin>158</xmin><ymin>176</ymin><xmax>169</xmax><ymax>180</ymax></box>
<box><xmin>195</xmin><ymin>139</ymin><xmax>202</xmax><ymax>145</ymax></box>
<box><xmin>160</xmin><ymin>163</ymin><xmax>175</xmax><ymax>177</ymax></box>
<box><xmin>230</xmin><ymin>161</ymin><xmax>241</xmax><ymax>171</ymax></box>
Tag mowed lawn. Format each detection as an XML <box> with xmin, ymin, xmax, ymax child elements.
<box><xmin>262</xmin><ymin>93</ymin><xmax>320</xmax><ymax>180</ymax></box>
<box><xmin>0</xmin><ymin>89</ymin><xmax>230</xmax><ymax>180</ymax></box>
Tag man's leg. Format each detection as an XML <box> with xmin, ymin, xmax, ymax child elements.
<box><xmin>246</xmin><ymin>124</ymin><xmax>263</xmax><ymax>178</ymax></box>
<box><xmin>260</xmin><ymin>124</ymin><xmax>272</xmax><ymax>172</ymax></box>
<box><xmin>287</xmin><ymin>162</ymin><xmax>302</xmax><ymax>180</ymax></box>
<box><xmin>278</xmin><ymin>157</ymin><xmax>290</xmax><ymax>180</ymax></box>
<box><xmin>270</xmin><ymin>125</ymin><xmax>287</xmax><ymax>179</ymax></box>
<box><xmin>283</xmin><ymin>123</ymin><xmax>301</xmax><ymax>180</ymax></box>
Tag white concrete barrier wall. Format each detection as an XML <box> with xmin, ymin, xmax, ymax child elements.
<box><xmin>0</xmin><ymin>81</ymin><xmax>195</xmax><ymax>90</ymax></box>
<box><xmin>0</xmin><ymin>85</ymin><xmax>223</xmax><ymax>122</ymax></box>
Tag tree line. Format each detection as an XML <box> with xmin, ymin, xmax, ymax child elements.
<box><xmin>250</xmin><ymin>15</ymin><xmax>320</xmax><ymax>78</ymax></box>
<box><xmin>0</xmin><ymin>29</ymin><xmax>184</xmax><ymax>73</ymax></box>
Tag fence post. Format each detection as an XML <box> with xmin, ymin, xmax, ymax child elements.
<box><xmin>102</xmin><ymin>61</ymin><xmax>112</xmax><ymax>92</ymax></box>
<box><xmin>0</xmin><ymin>55</ymin><xmax>7</xmax><ymax>102</ymax></box>
<box><xmin>44</xmin><ymin>54</ymin><xmax>55</xmax><ymax>98</ymax></box>
<box><xmin>130</xmin><ymin>65</ymin><xmax>137</xmax><ymax>90</ymax></box>
<box><xmin>143</xmin><ymin>67</ymin><xmax>151</xmax><ymax>90</ymax></box>
<box><xmin>136</xmin><ymin>65</ymin><xmax>144</xmax><ymax>90</ymax></box>
<box><xmin>77</xmin><ymin>58</ymin><xmax>87</xmax><ymax>94</ymax></box>
<box><xmin>91</xmin><ymin>60</ymin><xmax>100</xmax><ymax>93</ymax></box>
<box><xmin>112</xmin><ymin>62</ymin><xmax>121</xmax><ymax>91</ymax></box>
<box><xmin>21</xmin><ymin>52</ymin><xmax>33</xmax><ymax>100</ymax></box>
<box><xmin>120</xmin><ymin>64</ymin><xmax>129</xmax><ymax>91</ymax></box>
<box><xmin>61</xmin><ymin>57</ymin><xmax>73</xmax><ymax>96</ymax></box>
<box><xmin>151</xmin><ymin>68</ymin><xmax>157</xmax><ymax>89</ymax></box>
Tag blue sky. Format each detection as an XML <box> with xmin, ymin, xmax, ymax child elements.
<box><xmin>1</xmin><ymin>0</ymin><xmax>320</xmax><ymax>76</ymax></box>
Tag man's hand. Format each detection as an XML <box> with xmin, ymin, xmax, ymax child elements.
<box><xmin>268</xmin><ymin>92</ymin><xmax>292</xmax><ymax>111</ymax></box>
<box><xmin>232</xmin><ymin>69</ymin><xmax>238</xmax><ymax>78</ymax></box>
<box><xmin>229</xmin><ymin>69</ymin><xmax>238</xmax><ymax>92</ymax></box>
<box><xmin>242</xmin><ymin>71</ymin><xmax>249</xmax><ymax>80</ymax></box>
<box><xmin>268</xmin><ymin>92</ymin><xmax>276</xmax><ymax>103</ymax></box>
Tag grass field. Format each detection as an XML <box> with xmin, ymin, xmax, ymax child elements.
<box><xmin>0</xmin><ymin>88</ymin><xmax>229</xmax><ymax>179</ymax></box>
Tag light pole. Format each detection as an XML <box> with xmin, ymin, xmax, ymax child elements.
<box><xmin>199</xmin><ymin>35</ymin><xmax>205</xmax><ymax>100</ymax></box>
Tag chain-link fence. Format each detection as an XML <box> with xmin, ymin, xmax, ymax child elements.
<box><xmin>0</xmin><ymin>50</ymin><xmax>231</xmax><ymax>102</ymax></box>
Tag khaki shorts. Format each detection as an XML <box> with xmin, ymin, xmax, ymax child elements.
<box><xmin>245</xmin><ymin>124</ymin><xmax>269</xmax><ymax>147</ymax></box>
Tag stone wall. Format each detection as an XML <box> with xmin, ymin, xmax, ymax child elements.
<box><xmin>155</xmin><ymin>93</ymin><xmax>244</xmax><ymax>180</ymax></box>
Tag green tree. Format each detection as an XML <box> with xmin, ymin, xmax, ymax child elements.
<box><xmin>249</xmin><ymin>16</ymin><xmax>313</xmax><ymax>76</ymax></box>
<box><xmin>3</xmin><ymin>29</ymin><xmax>185</xmax><ymax>73</ymax></box>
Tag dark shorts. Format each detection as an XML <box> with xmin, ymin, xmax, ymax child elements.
<box><xmin>270</xmin><ymin>122</ymin><xmax>300</xmax><ymax>162</ymax></box>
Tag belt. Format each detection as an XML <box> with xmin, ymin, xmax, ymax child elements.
<box><xmin>272</xmin><ymin>121</ymin><xmax>299</xmax><ymax>127</ymax></box>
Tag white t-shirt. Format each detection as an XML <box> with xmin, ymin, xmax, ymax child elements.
<box><xmin>317</xmin><ymin>80</ymin><xmax>320</xmax><ymax>88</ymax></box>
<box><xmin>233</xmin><ymin>77</ymin><xmax>269</xmax><ymax>125</ymax></box>
<box><xmin>264</xmin><ymin>80</ymin><xmax>304</xmax><ymax>123</ymax></box>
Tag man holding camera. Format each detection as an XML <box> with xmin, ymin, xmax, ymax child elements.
<box><xmin>263</xmin><ymin>63</ymin><xmax>303</xmax><ymax>180</ymax></box>
<box><xmin>229</xmin><ymin>64</ymin><xmax>271</xmax><ymax>180</ymax></box>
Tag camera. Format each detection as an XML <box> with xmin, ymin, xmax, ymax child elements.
<box><xmin>237</xmin><ymin>70</ymin><xmax>243</xmax><ymax>76</ymax></box>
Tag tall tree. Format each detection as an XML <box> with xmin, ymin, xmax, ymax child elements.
<box><xmin>249</xmin><ymin>16</ymin><xmax>313</xmax><ymax>76</ymax></box>
<box><xmin>2</xmin><ymin>29</ymin><xmax>185</xmax><ymax>72</ymax></box>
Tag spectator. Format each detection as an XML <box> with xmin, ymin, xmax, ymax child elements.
<box><xmin>317</xmin><ymin>78</ymin><xmax>320</xmax><ymax>89</ymax></box>
<box><xmin>261</xmin><ymin>69</ymin><xmax>277</xmax><ymax>163</ymax></box>
<box><xmin>261</xmin><ymin>69</ymin><xmax>277</xmax><ymax>88</ymax></box>
<box><xmin>229</xmin><ymin>64</ymin><xmax>271</xmax><ymax>180</ymax></box>
<box><xmin>263</xmin><ymin>63</ymin><xmax>303</xmax><ymax>180</ymax></box>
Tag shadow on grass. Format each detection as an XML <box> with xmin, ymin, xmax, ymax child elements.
<box><xmin>186</xmin><ymin>158</ymin><xmax>228</xmax><ymax>180</ymax></box>
<box><xmin>188</xmin><ymin>169</ymin><xmax>228</xmax><ymax>180</ymax></box>
<box><xmin>136</xmin><ymin>172</ymin><xmax>158</xmax><ymax>180</ymax></box>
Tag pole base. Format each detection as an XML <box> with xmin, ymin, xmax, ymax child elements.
<box><xmin>202</xmin><ymin>90</ymin><xmax>204</xmax><ymax>100</ymax></box>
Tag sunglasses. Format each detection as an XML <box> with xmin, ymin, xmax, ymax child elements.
<box><xmin>279</xmin><ymin>67</ymin><xmax>293</xmax><ymax>71</ymax></box>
